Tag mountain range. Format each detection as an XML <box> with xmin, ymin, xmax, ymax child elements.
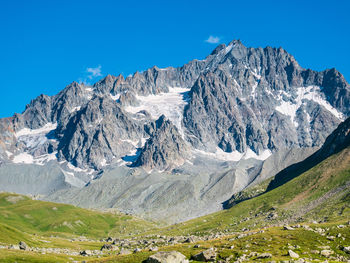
<box><xmin>0</xmin><ymin>39</ymin><xmax>349</xmax><ymax>222</ymax></box>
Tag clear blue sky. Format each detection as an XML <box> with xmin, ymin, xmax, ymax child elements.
<box><xmin>1</xmin><ymin>0</ymin><xmax>349</xmax><ymax>117</ymax></box>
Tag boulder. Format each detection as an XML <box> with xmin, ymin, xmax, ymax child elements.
<box><xmin>192</xmin><ymin>248</ymin><xmax>216</xmax><ymax>262</ymax></box>
<box><xmin>257</xmin><ymin>252</ymin><xmax>272</xmax><ymax>258</ymax></box>
<box><xmin>119</xmin><ymin>248</ymin><xmax>131</xmax><ymax>255</ymax></box>
<box><xmin>288</xmin><ymin>250</ymin><xmax>299</xmax><ymax>258</ymax></box>
<box><xmin>101</xmin><ymin>243</ymin><xmax>113</xmax><ymax>251</ymax></box>
<box><xmin>145</xmin><ymin>251</ymin><xmax>189</xmax><ymax>263</ymax></box>
<box><xmin>341</xmin><ymin>246</ymin><xmax>350</xmax><ymax>254</ymax></box>
<box><xmin>320</xmin><ymin>249</ymin><xmax>333</xmax><ymax>257</ymax></box>
<box><xmin>19</xmin><ymin>241</ymin><xmax>27</xmax><ymax>250</ymax></box>
<box><xmin>80</xmin><ymin>250</ymin><xmax>92</xmax><ymax>256</ymax></box>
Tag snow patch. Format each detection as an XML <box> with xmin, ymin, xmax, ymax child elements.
<box><xmin>195</xmin><ymin>147</ymin><xmax>271</xmax><ymax>162</ymax></box>
<box><xmin>275</xmin><ymin>86</ymin><xmax>344</xmax><ymax>127</ymax></box>
<box><xmin>15</xmin><ymin>123</ymin><xmax>57</xmax><ymax>138</ymax></box>
<box><xmin>100</xmin><ymin>159</ymin><xmax>107</xmax><ymax>167</ymax></box>
<box><xmin>243</xmin><ymin>149</ymin><xmax>271</xmax><ymax>160</ymax></box>
<box><xmin>110</xmin><ymin>93</ymin><xmax>120</xmax><ymax>101</ymax></box>
<box><xmin>12</xmin><ymin>152</ymin><xmax>34</xmax><ymax>164</ymax></box>
<box><xmin>70</xmin><ymin>106</ymin><xmax>81</xmax><ymax>113</ymax></box>
<box><xmin>12</xmin><ymin>152</ymin><xmax>57</xmax><ymax>166</ymax></box>
<box><xmin>125</xmin><ymin>87</ymin><xmax>190</xmax><ymax>137</ymax></box>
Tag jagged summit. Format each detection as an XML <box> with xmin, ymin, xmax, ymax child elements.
<box><xmin>134</xmin><ymin>115</ymin><xmax>190</xmax><ymax>171</ymax></box>
<box><xmin>0</xmin><ymin>39</ymin><xmax>348</xmax><ymax>221</ymax></box>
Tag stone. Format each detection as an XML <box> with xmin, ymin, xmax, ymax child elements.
<box><xmin>119</xmin><ymin>248</ymin><xmax>131</xmax><ymax>255</ymax></box>
<box><xmin>100</xmin><ymin>243</ymin><xmax>113</xmax><ymax>251</ymax></box>
<box><xmin>283</xmin><ymin>225</ymin><xmax>295</xmax><ymax>230</ymax></box>
<box><xmin>257</xmin><ymin>253</ymin><xmax>272</xmax><ymax>258</ymax></box>
<box><xmin>145</xmin><ymin>251</ymin><xmax>189</xmax><ymax>263</ymax></box>
<box><xmin>80</xmin><ymin>250</ymin><xmax>92</xmax><ymax>256</ymax></box>
<box><xmin>320</xmin><ymin>250</ymin><xmax>333</xmax><ymax>257</ymax></box>
<box><xmin>19</xmin><ymin>241</ymin><xmax>27</xmax><ymax>250</ymax></box>
<box><xmin>288</xmin><ymin>250</ymin><xmax>299</xmax><ymax>258</ymax></box>
<box><xmin>342</xmin><ymin>246</ymin><xmax>350</xmax><ymax>254</ymax></box>
<box><xmin>192</xmin><ymin>248</ymin><xmax>217</xmax><ymax>262</ymax></box>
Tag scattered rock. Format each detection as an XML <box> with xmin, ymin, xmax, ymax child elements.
<box><xmin>119</xmin><ymin>248</ymin><xmax>131</xmax><ymax>255</ymax></box>
<box><xmin>320</xmin><ymin>249</ymin><xmax>333</xmax><ymax>257</ymax></box>
<box><xmin>326</xmin><ymin>236</ymin><xmax>335</xmax><ymax>241</ymax></box>
<box><xmin>19</xmin><ymin>241</ymin><xmax>27</xmax><ymax>250</ymax></box>
<box><xmin>288</xmin><ymin>250</ymin><xmax>299</xmax><ymax>258</ymax></box>
<box><xmin>341</xmin><ymin>246</ymin><xmax>350</xmax><ymax>254</ymax></box>
<box><xmin>9</xmin><ymin>244</ymin><xmax>20</xmax><ymax>250</ymax></box>
<box><xmin>283</xmin><ymin>225</ymin><xmax>295</xmax><ymax>231</ymax></box>
<box><xmin>192</xmin><ymin>248</ymin><xmax>216</xmax><ymax>262</ymax></box>
<box><xmin>80</xmin><ymin>250</ymin><xmax>92</xmax><ymax>256</ymax></box>
<box><xmin>145</xmin><ymin>251</ymin><xmax>189</xmax><ymax>263</ymax></box>
<box><xmin>257</xmin><ymin>253</ymin><xmax>272</xmax><ymax>258</ymax></box>
<box><xmin>134</xmin><ymin>247</ymin><xmax>142</xmax><ymax>253</ymax></box>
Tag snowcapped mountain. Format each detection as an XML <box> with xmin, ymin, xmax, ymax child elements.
<box><xmin>0</xmin><ymin>40</ymin><xmax>348</xmax><ymax>222</ymax></box>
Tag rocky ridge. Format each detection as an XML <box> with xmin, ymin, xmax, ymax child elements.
<box><xmin>0</xmin><ymin>39</ymin><xmax>349</xmax><ymax>221</ymax></box>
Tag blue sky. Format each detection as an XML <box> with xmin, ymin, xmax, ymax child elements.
<box><xmin>0</xmin><ymin>0</ymin><xmax>349</xmax><ymax>117</ymax></box>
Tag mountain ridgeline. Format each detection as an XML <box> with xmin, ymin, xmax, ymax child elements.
<box><xmin>0</xmin><ymin>40</ymin><xmax>349</xmax><ymax>222</ymax></box>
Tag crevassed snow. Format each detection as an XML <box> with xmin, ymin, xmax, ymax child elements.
<box><xmin>34</xmin><ymin>152</ymin><xmax>57</xmax><ymax>165</ymax></box>
<box><xmin>12</xmin><ymin>152</ymin><xmax>57</xmax><ymax>166</ymax></box>
<box><xmin>195</xmin><ymin>147</ymin><xmax>271</xmax><ymax>162</ymax></box>
<box><xmin>15</xmin><ymin>123</ymin><xmax>57</xmax><ymax>137</ymax></box>
<box><xmin>12</xmin><ymin>152</ymin><xmax>34</xmax><ymax>164</ymax></box>
<box><xmin>125</xmin><ymin>87</ymin><xmax>190</xmax><ymax>137</ymax></box>
<box><xmin>276</xmin><ymin>86</ymin><xmax>344</xmax><ymax>127</ymax></box>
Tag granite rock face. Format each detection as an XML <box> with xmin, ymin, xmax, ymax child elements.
<box><xmin>0</xmin><ymin>39</ymin><xmax>349</xmax><ymax>221</ymax></box>
<box><xmin>183</xmin><ymin>40</ymin><xmax>346</xmax><ymax>155</ymax></box>
<box><xmin>56</xmin><ymin>95</ymin><xmax>146</xmax><ymax>169</ymax></box>
<box><xmin>134</xmin><ymin>115</ymin><xmax>190</xmax><ymax>171</ymax></box>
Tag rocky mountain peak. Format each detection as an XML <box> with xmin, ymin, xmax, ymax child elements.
<box><xmin>134</xmin><ymin>115</ymin><xmax>190</xmax><ymax>171</ymax></box>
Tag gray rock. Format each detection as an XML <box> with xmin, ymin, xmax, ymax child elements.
<box><xmin>119</xmin><ymin>248</ymin><xmax>131</xmax><ymax>255</ymax></box>
<box><xmin>288</xmin><ymin>250</ymin><xmax>299</xmax><ymax>258</ymax></box>
<box><xmin>80</xmin><ymin>250</ymin><xmax>92</xmax><ymax>256</ymax></box>
<box><xmin>257</xmin><ymin>253</ymin><xmax>272</xmax><ymax>258</ymax></box>
<box><xmin>134</xmin><ymin>115</ymin><xmax>190</xmax><ymax>170</ymax></box>
<box><xmin>19</xmin><ymin>241</ymin><xmax>27</xmax><ymax>250</ymax></box>
<box><xmin>192</xmin><ymin>248</ymin><xmax>216</xmax><ymax>262</ymax></box>
<box><xmin>320</xmin><ymin>250</ymin><xmax>333</xmax><ymax>257</ymax></box>
<box><xmin>145</xmin><ymin>251</ymin><xmax>189</xmax><ymax>263</ymax></box>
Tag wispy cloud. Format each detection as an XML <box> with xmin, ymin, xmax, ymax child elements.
<box><xmin>79</xmin><ymin>65</ymin><xmax>103</xmax><ymax>85</ymax></box>
<box><xmin>205</xmin><ymin>35</ymin><xmax>220</xmax><ymax>44</ymax></box>
<box><xmin>86</xmin><ymin>65</ymin><xmax>102</xmax><ymax>79</ymax></box>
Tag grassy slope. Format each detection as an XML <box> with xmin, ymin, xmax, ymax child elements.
<box><xmin>0</xmin><ymin>192</ymin><xmax>156</xmax><ymax>244</ymax></box>
<box><xmin>0</xmin><ymin>147</ymin><xmax>349</xmax><ymax>262</ymax></box>
<box><xmin>154</xmin><ymin>147</ymin><xmax>350</xmax><ymax>236</ymax></box>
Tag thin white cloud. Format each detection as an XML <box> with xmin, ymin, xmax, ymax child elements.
<box><xmin>86</xmin><ymin>65</ymin><xmax>102</xmax><ymax>79</ymax></box>
<box><xmin>205</xmin><ymin>35</ymin><xmax>220</xmax><ymax>44</ymax></box>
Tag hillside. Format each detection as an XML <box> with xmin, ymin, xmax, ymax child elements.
<box><xmin>0</xmin><ymin>143</ymin><xmax>349</xmax><ymax>262</ymax></box>
<box><xmin>0</xmin><ymin>39</ymin><xmax>349</xmax><ymax>222</ymax></box>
